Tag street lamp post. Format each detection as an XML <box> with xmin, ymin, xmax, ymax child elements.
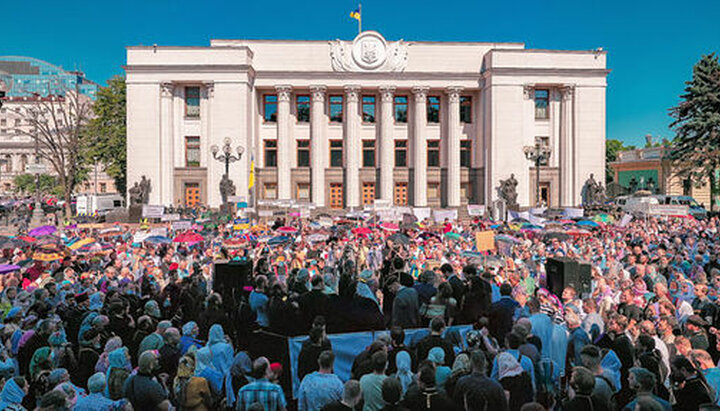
<box><xmin>211</xmin><ymin>137</ymin><xmax>244</xmax><ymax>210</ymax></box>
<box><xmin>93</xmin><ymin>157</ymin><xmax>98</xmax><ymax>196</ymax></box>
<box><xmin>523</xmin><ymin>142</ymin><xmax>552</xmax><ymax>207</ymax></box>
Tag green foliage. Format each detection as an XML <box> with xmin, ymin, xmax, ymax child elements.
<box><xmin>13</xmin><ymin>174</ymin><xmax>63</xmax><ymax>196</ymax></box>
<box><xmin>668</xmin><ymin>53</ymin><xmax>720</xmax><ymax>209</ymax></box>
<box><xmin>83</xmin><ymin>75</ymin><xmax>127</xmax><ymax>194</ymax></box>
<box><xmin>605</xmin><ymin>139</ymin><xmax>635</xmax><ymax>182</ymax></box>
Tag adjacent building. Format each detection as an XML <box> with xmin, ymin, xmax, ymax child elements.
<box><xmin>0</xmin><ymin>56</ymin><xmax>115</xmax><ymax>195</ymax></box>
<box><xmin>125</xmin><ymin>31</ymin><xmax>608</xmax><ymax>209</ymax></box>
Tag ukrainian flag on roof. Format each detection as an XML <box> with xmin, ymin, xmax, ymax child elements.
<box><xmin>350</xmin><ymin>8</ymin><xmax>361</xmax><ymax>20</ymax></box>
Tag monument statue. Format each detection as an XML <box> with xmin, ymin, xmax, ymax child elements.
<box><xmin>219</xmin><ymin>174</ymin><xmax>236</xmax><ymax>205</ymax></box>
<box><xmin>647</xmin><ymin>177</ymin><xmax>656</xmax><ymax>193</ymax></box>
<box><xmin>581</xmin><ymin>173</ymin><xmax>607</xmax><ymax>206</ymax></box>
<box><xmin>139</xmin><ymin>176</ymin><xmax>151</xmax><ymax>204</ymax></box>
<box><xmin>498</xmin><ymin>174</ymin><xmax>518</xmax><ymax>209</ymax></box>
<box><xmin>128</xmin><ymin>182</ymin><xmax>142</xmax><ymax>205</ymax></box>
<box><xmin>629</xmin><ymin>177</ymin><xmax>638</xmax><ymax>194</ymax></box>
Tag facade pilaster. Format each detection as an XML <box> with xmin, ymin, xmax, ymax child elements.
<box><xmin>412</xmin><ymin>86</ymin><xmax>429</xmax><ymax>207</ymax></box>
<box><xmin>344</xmin><ymin>85</ymin><xmax>361</xmax><ymax>208</ymax></box>
<box><xmin>560</xmin><ymin>85</ymin><xmax>574</xmax><ymax>206</ymax></box>
<box><xmin>446</xmin><ymin>86</ymin><xmax>463</xmax><ymax>207</ymax></box>
<box><xmin>160</xmin><ymin>82</ymin><xmax>174</xmax><ymax>206</ymax></box>
<box><xmin>378</xmin><ymin>86</ymin><xmax>395</xmax><ymax>203</ymax></box>
<box><xmin>275</xmin><ymin>85</ymin><xmax>292</xmax><ymax>200</ymax></box>
<box><xmin>309</xmin><ymin>85</ymin><xmax>327</xmax><ymax>207</ymax></box>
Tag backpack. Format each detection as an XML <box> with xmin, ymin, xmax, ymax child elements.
<box><xmin>535</xmin><ymin>358</ymin><xmax>559</xmax><ymax>408</ymax></box>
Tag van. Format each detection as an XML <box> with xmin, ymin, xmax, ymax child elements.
<box><xmin>76</xmin><ymin>194</ymin><xmax>125</xmax><ymax>217</ymax></box>
<box><xmin>653</xmin><ymin>195</ymin><xmax>707</xmax><ymax>219</ymax></box>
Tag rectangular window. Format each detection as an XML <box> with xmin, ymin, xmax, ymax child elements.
<box><xmin>297</xmin><ymin>140</ymin><xmax>310</xmax><ymax>167</ymax></box>
<box><xmin>185</xmin><ymin>87</ymin><xmax>200</xmax><ymax>118</ymax></box>
<box><xmin>264</xmin><ymin>183</ymin><xmax>277</xmax><ymax>199</ymax></box>
<box><xmin>185</xmin><ymin>136</ymin><xmax>201</xmax><ymax>167</ymax></box>
<box><xmin>460</xmin><ymin>96</ymin><xmax>472</xmax><ymax>123</ymax></box>
<box><xmin>362</xmin><ymin>140</ymin><xmax>375</xmax><ymax>167</ymax></box>
<box><xmin>460</xmin><ymin>140</ymin><xmax>471</xmax><ymax>167</ymax></box>
<box><xmin>14</xmin><ymin>119</ymin><xmax>20</xmax><ymax>126</ymax></box>
<box><xmin>394</xmin><ymin>96</ymin><xmax>408</xmax><ymax>123</ymax></box>
<box><xmin>427</xmin><ymin>183</ymin><xmax>440</xmax><ymax>199</ymax></box>
<box><xmin>330</xmin><ymin>140</ymin><xmax>343</xmax><ymax>167</ymax></box>
<box><xmin>535</xmin><ymin>89</ymin><xmax>549</xmax><ymax>119</ymax></box>
<box><xmin>0</xmin><ymin>119</ymin><xmax>5</xmax><ymax>126</ymax></box>
<box><xmin>296</xmin><ymin>95</ymin><xmax>310</xmax><ymax>122</ymax></box>
<box><xmin>100</xmin><ymin>183</ymin><xmax>107</xmax><ymax>193</ymax></box>
<box><xmin>427</xmin><ymin>140</ymin><xmax>440</xmax><ymax>167</ymax></box>
<box><xmin>264</xmin><ymin>140</ymin><xmax>278</xmax><ymax>167</ymax></box>
<box><xmin>427</xmin><ymin>96</ymin><xmax>440</xmax><ymax>123</ymax></box>
<box><xmin>362</xmin><ymin>96</ymin><xmax>376</xmax><ymax>123</ymax></box>
<box><xmin>395</xmin><ymin>140</ymin><xmax>407</xmax><ymax>167</ymax></box>
<box><xmin>297</xmin><ymin>183</ymin><xmax>310</xmax><ymax>200</ymax></box>
<box><xmin>329</xmin><ymin>95</ymin><xmax>343</xmax><ymax>123</ymax></box>
<box><xmin>263</xmin><ymin>94</ymin><xmax>278</xmax><ymax>122</ymax></box>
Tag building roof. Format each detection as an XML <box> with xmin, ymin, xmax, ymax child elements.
<box><xmin>0</xmin><ymin>56</ymin><xmax>97</xmax><ymax>100</ymax></box>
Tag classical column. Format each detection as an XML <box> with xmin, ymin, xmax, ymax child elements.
<box><xmin>160</xmin><ymin>82</ymin><xmax>174</xmax><ymax>206</ymax></box>
<box><xmin>446</xmin><ymin>86</ymin><xmax>463</xmax><ymax>207</ymax></box>
<box><xmin>275</xmin><ymin>85</ymin><xmax>292</xmax><ymax>200</ymax></box>
<box><xmin>344</xmin><ymin>85</ymin><xmax>361</xmax><ymax>208</ymax></box>
<box><xmin>378</xmin><ymin>86</ymin><xmax>395</xmax><ymax>203</ymax></box>
<box><xmin>310</xmin><ymin>85</ymin><xmax>326</xmax><ymax>207</ymax></box>
<box><xmin>559</xmin><ymin>85</ymin><xmax>574</xmax><ymax>206</ymax></box>
<box><xmin>412</xmin><ymin>86</ymin><xmax>429</xmax><ymax>207</ymax></box>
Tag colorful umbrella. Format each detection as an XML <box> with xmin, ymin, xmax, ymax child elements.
<box><xmin>444</xmin><ymin>232</ymin><xmax>462</xmax><ymax>241</ymax></box>
<box><xmin>173</xmin><ymin>232</ymin><xmax>205</xmax><ymax>243</ymax></box>
<box><xmin>307</xmin><ymin>233</ymin><xmax>329</xmax><ymax>243</ymax></box>
<box><xmin>0</xmin><ymin>236</ymin><xmax>28</xmax><ymax>249</ymax></box>
<box><xmin>69</xmin><ymin>237</ymin><xmax>96</xmax><ymax>251</ymax></box>
<box><xmin>495</xmin><ymin>234</ymin><xmax>521</xmax><ymax>244</ymax></box>
<box><xmin>575</xmin><ymin>220</ymin><xmax>599</xmax><ymax>228</ymax></box>
<box><xmin>592</xmin><ymin>214</ymin><xmax>614</xmax><ymax>223</ymax></box>
<box><xmin>268</xmin><ymin>236</ymin><xmax>291</xmax><ymax>246</ymax></box>
<box><xmin>276</xmin><ymin>226</ymin><xmax>298</xmax><ymax>234</ymax></box>
<box><xmin>18</xmin><ymin>236</ymin><xmax>36</xmax><ymax>243</ymax></box>
<box><xmin>566</xmin><ymin>228</ymin><xmax>592</xmax><ymax>236</ymax></box>
<box><xmin>144</xmin><ymin>236</ymin><xmax>171</xmax><ymax>244</ymax></box>
<box><xmin>352</xmin><ymin>227</ymin><xmax>372</xmax><ymax>235</ymax></box>
<box><xmin>0</xmin><ymin>264</ymin><xmax>21</xmax><ymax>274</ymax></box>
<box><xmin>380</xmin><ymin>222</ymin><xmax>400</xmax><ymax>232</ymax></box>
<box><xmin>28</xmin><ymin>225</ymin><xmax>56</xmax><ymax>237</ymax></box>
<box><xmin>223</xmin><ymin>238</ymin><xmax>247</xmax><ymax>249</ymax></box>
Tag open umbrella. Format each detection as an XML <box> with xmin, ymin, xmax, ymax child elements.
<box><xmin>68</xmin><ymin>237</ymin><xmax>96</xmax><ymax>250</ymax></box>
<box><xmin>387</xmin><ymin>233</ymin><xmax>410</xmax><ymax>245</ymax></box>
<box><xmin>444</xmin><ymin>232</ymin><xmax>462</xmax><ymax>241</ymax></box>
<box><xmin>276</xmin><ymin>226</ymin><xmax>298</xmax><ymax>234</ymax></box>
<box><xmin>543</xmin><ymin>231</ymin><xmax>570</xmax><ymax>241</ymax></box>
<box><xmin>28</xmin><ymin>225</ymin><xmax>56</xmax><ymax>237</ymax></box>
<box><xmin>566</xmin><ymin>228</ymin><xmax>592</xmax><ymax>236</ymax></box>
<box><xmin>32</xmin><ymin>244</ymin><xmax>68</xmax><ymax>261</ymax></box>
<box><xmin>173</xmin><ymin>232</ymin><xmax>205</xmax><ymax>243</ymax></box>
<box><xmin>307</xmin><ymin>233</ymin><xmax>329</xmax><ymax>243</ymax></box>
<box><xmin>0</xmin><ymin>236</ymin><xmax>28</xmax><ymax>249</ymax></box>
<box><xmin>268</xmin><ymin>236</ymin><xmax>291</xmax><ymax>246</ymax></box>
<box><xmin>380</xmin><ymin>222</ymin><xmax>399</xmax><ymax>232</ymax></box>
<box><xmin>352</xmin><ymin>227</ymin><xmax>372</xmax><ymax>235</ymax></box>
<box><xmin>495</xmin><ymin>234</ymin><xmax>521</xmax><ymax>244</ymax></box>
<box><xmin>592</xmin><ymin>213</ymin><xmax>614</xmax><ymax>223</ymax></box>
<box><xmin>0</xmin><ymin>264</ymin><xmax>21</xmax><ymax>274</ymax></box>
<box><xmin>223</xmin><ymin>238</ymin><xmax>247</xmax><ymax>249</ymax></box>
<box><xmin>576</xmin><ymin>220</ymin><xmax>599</xmax><ymax>228</ymax></box>
<box><xmin>144</xmin><ymin>236</ymin><xmax>171</xmax><ymax>245</ymax></box>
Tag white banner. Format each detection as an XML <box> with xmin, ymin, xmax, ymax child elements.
<box><xmin>413</xmin><ymin>207</ymin><xmax>432</xmax><ymax>221</ymax></box>
<box><xmin>433</xmin><ymin>209</ymin><xmax>458</xmax><ymax>222</ymax></box>
<box><xmin>509</xmin><ymin>211</ymin><xmax>530</xmax><ymax>221</ymax></box>
<box><xmin>563</xmin><ymin>208</ymin><xmax>584</xmax><ymax>218</ymax></box>
<box><xmin>377</xmin><ymin>209</ymin><xmax>401</xmax><ymax>222</ymax></box>
<box><xmin>161</xmin><ymin>213</ymin><xmax>180</xmax><ymax>222</ymax></box>
<box><xmin>467</xmin><ymin>205</ymin><xmax>486</xmax><ymax>216</ymax></box>
<box><xmin>142</xmin><ymin>205</ymin><xmax>165</xmax><ymax>219</ymax></box>
<box><xmin>529</xmin><ymin>207</ymin><xmax>547</xmax><ymax>216</ymax></box>
<box><xmin>529</xmin><ymin>214</ymin><xmax>546</xmax><ymax>226</ymax></box>
<box><xmin>647</xmin><ymin>204</ymin><xmax>689</xmax><ymax>216</ymax></box>
<box><xmin>618</xmin><ymin>214</ymin><xmax>633</xmax><ymax>227</ymax></box>
<box><xmin>258</xmin><ymin>210</ymin><xmax>274</xmax><ymax>217</ymax></box>
<box><xmin>172</xmin><ymin>220</ymin><xmax>192</xmax><ymax>231</ymax></box>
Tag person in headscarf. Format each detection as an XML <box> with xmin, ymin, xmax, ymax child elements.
<box><xmin>180</xmin><ymin>321</ymin><xmax>202</xmax><ymax>355</ymax></box>
<box><xmin>173</xmin><ymin>355</ymin><xmax>213</xmax><ymax>411</ymax></box>
<box><xmin>95</xmin><ymin>336</ymin><xmax>123</xmax><ymax>373</ymax></box>
<box><xmin>75</xmin><ymin>372</ymin><xmax>127</xmax><ymax>411</ymax></box>
<box><xmin>144</xmin><ymin>299</ymin><xmax>162</xmax><ymax>321</ymax></box>
<box><xmin>0</xmin><ymin>376</ymin><xmax>27</xmax><ymax>411</ymax></box>
<box><xmin>391</xmin><ymin>350</ymin><xmax>414</xmax><ymax>396</ymax></box>
<box><xmin>138</xmin><ymin>320</ymin><xmax>171</xmax><ymax>357</ymax></box>
<box><xmin>88</xmin><ymin>292</ymin><xmax>104</xmax><ymax>311</ymax></box>
<box><xmin>48</xmin><ymin>368</ymin><xmax>85</xmax><ymax>408</ymax></box>
<box><xmin>496</xmin><ymin>352</ymin><xmax>533</xmax><ymax>411</ymax></box>
<box><xmin>29</xmin><ymin>346</ymin><xmax>52</xmax><ymax>381</ymax></box>
<box><xmin>230</xmin><ymin>351</ymin><xmax>252</xmax><ymax>395</ymax></box>
<box><xmin>47</xmin><ymin>329</ymin><xmax>75</xmax><ymax>371</ymax></box>
<box><xmin>205</xmin><ymin>323</ymin><xmax>236</xmax><ymax>406</ymax></box>
<box><xmin>105</xmin><ymin>347</ymin><xmax>132</xmax><ymax>400</ymax></box>
<box><xmin>194</xmin><ymin>346</ymin><xmax>223</xmax><ymax>397</ymax></box>
<box><xmin>427</xmin><ymin>347</ymin><xmax>451</xmax><ymax>390</ymax></box>
<box><xmin>444</xmin><ymin>353</ymin><xmax>472</xmax><ymax>399</ymax></box>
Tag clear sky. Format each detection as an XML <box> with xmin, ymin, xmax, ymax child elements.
<box><xmin>1</xmin><ymin>0</ymin><xmax>718</xmax><ymax>146</ymax></box>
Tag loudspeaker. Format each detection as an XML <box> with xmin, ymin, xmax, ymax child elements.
<box><xmin>213</xmin><ymin>259</ymin><xmax>253</xmax><ymax>298</ymax></box>
<box><xmin>545</xmin><ymin>257</ymin><xmax>591</xmax><ymax>298</ymax></box>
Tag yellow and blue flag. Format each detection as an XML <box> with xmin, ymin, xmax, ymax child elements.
<box><xmin>350</xmin><ymin>8</ymin><xmax>361</xmax><ymax>21</ymax></box>
<box><xmin>248</xmin><ymin>154</ymin><xmax>255</xmax><ymax>189</ymax></box>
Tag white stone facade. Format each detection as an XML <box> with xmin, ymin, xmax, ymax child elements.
<box><xmin>125</xmin><ymin>31</ymin><xmax>608</xmax><ymax>209</ymax></box>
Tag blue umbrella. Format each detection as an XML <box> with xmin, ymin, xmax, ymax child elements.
<box><xmin>576</xmin><ymin>220</ymin><xmax>599</xmax><ymax>228</ymax></box>
<box><xmin>268</xmin><ymin>236</ymin><xmax>290</xmax><ymax>246</ymax></box>
<box><xmin>144</xmin><ymin>235</ymin><xmax>171</xmax><ymax>244</ymax></box>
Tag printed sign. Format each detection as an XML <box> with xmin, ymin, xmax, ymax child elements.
<box><xmin>142</xmin><ymin>205</ymin><xmax>165</xmax><ymax>219</ymax></box>
<box><xmin>172</xmin><ymin>220</ymin><xmax>192</xmax><ymax>231</ymax></box>
<box><xmin>433</xmin><ymin>209</ymin><xmax>458</xmax><ymax>222</ymax></box>
<box><xmin>161</xmin><ymin>213</ymin><xmax>180</xmax><ymax>222</ymax></box>
<box><xmin>475</xmin><ymin>230</ymin><xmax>495</xmax><ymax>251</ymax></box>
<box><xmin>467</xmin><ymin>205</ymin><xmax>486</xmax><ymax>216</ymax></box>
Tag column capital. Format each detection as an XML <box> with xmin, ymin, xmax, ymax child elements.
<box><xmin>344</xmin><ymin>85</ymin><xmax>361</xmax><ymax>102</ymax></box>
<box><xmin>412</xmin><ymin>86</ymin><xmax>430</xmax><ymax>102</ymax></box>
<box><xmin>160</xmin><ymin>82</ymin><xmax>174</xmax><ymax>98</ymax></box>
<box><xmin>309</xmin><ymin>85</ymin><xmax>327</xmax><ymax>102</ymax></box>
<box><xmin>446</xmin><ymin>86</ymin><xmax>464</xmax><ymax>103</ymax></box>
<box><xmin>379</xmin><ymin>86</ymin><xmax>396</xmax><ymax>102</ymax></box>
<box><xmin>203</xmin><ymin>81</ymin><xmax>214</xmax><ymax>98</ymax></box>
<box><xmin>560</xmin><ymin>84</ymin><xmax>575</xmax><ymax>101</ymax></box>
<box><xmin>523</xmin><ymin>84</ymin><xmax>535</xmax><ymax>100</ymax></box>
<box><xmin>275</xmin><ymin>85</ymin><xmax>293</xmax><ymax>102</ymax></box>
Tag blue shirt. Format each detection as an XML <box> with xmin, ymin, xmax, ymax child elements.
<box><xmin>249</xmin><ymin>291</ymin><xmax>270</xmax><ymax>327</ymax></box>
<box><xmin>623</xmin><ymin>394</ymin><xmax>671</xmax><ymax>411</ymax></box>
<box><xmin>74</xmin><ymin>393</ymin><xmax>126</xmax><ymax>411</ymax></box>
<box><xmin>703</xmin><ymin>368</ymin><xmax>720</xmax><ymax>405</ymax></box>
<box><xmin>237</xmin><ymin>378</ymin><xmax>286</xmax><ymax>411</ymax></box>
<box><xmin>297</xmin><ymin>372</ymin><xmax>344</xmax><ymax>411</ymax></box>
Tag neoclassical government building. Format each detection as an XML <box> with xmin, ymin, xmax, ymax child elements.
<box><xmin>125</xmin><ymin>31</ymin><xmax>608</xmax><ymax>209</ymax></box>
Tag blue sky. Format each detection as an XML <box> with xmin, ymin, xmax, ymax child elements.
<box><xmin>1</xmin><ymin>0</ymin><xmax>718</xmax><ymax>146</ymax></box>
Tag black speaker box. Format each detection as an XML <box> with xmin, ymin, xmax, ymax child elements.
<box><xmin>545</xmin><ymin>257</ymin><xmax>591</xmax><ymax>298</ymax></box>
<box><xmin>213</xmin><ymin>259</ymin><xmax>253</xmax><ymax>297</ymax></box>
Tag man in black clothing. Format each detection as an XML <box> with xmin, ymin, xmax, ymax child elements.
<box><xmin>671</xmin><ymin>356</ymin><xmax>714</xmax><ymax>411</ymax></box>
<box><xmin>387</xmin><ymin>326</ymin><xmax>414</xmax><ymax>375</ymax></box>
<box><xmin>488</xmin><ymin>283</ymin><xmax>519</xmax><ymax>343</ymax></box>
<box><xmin>158</xmin><ymin>328</ymin><xmax>181</xmax><ymax>381</ymax></box>
<box><xmin>441</xmin><ymin>263</ymin><xmax>467</xmax><ymax>307</ymax></box>
<box><xmin>453</xmin><ymin>349</ymin><xmax>507</xmax><ymax>410</ymax></box>
<box><xmin>299</xmin><ymin>276</ymin><xmax>329</xmax><ymax>332</ymax></box>
<box><xmin>298</xmin><ymin>325</ymin><xmax>333</xmax><ymax>381</ymax></box>
<box><xmin>416</xmin><ymin>317</ymin><xmax>455</xmax><ymax>366</ymax></box>
<box><xmin>403</xmin><ymin>363</ymin><xmax>459</xmax><ymax>410</ymax></box>
<box><xmin>124</xmin><ymin>350</ymin><xmax>171</xmax><ymax>411</ymax></box>
<box><xmin>321</xmin><ymin>380</ymin><xmax>362</xmax><ymax>411</ymax></box>
<box><xmin>562</xmin><ymin>366</ymin><xmax>609</xmax><ymax>411</ymax></box>
<box><xmin>596</xmin><ymin>314</ymin><xmax>635</xmax><ymax>389</ymax></box>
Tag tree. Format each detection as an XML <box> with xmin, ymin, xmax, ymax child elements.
<box><xmin>605</xmin><ymin>139</ymin><xmax>635</xmax><ymax>183</ymax></box>
<box><xmin>13</xmin><ymin>174</ymin><xmax>62</xmax><ymax>195</ymax></box>
<box><xmin>668</xmin><ymin>53</ymin><xmax>720</xmax><ymax>211</ymax></box>
<box><xmin>82</xmin><ymin>76</ymin><xmax>127</xmax><ymax>195</ymax></box>
<box><xmin>11</xmin><ymin>80</ymin><xmax>92</xmax><ymax>217</ymax></box>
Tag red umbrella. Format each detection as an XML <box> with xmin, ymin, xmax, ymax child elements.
<box><xmin>566</xmin><ymin>228</ymin><xmax>592</xmax><ymax>236</ymax></box>
<box><xmin>276</xmin><ymin>226</ymin><xmax>298</xmax><ymax>234</ymax></box>
<box><xmin>18</xmin><ymin>236</ymin><xmax>36</xmax><ymax>243</ymax></box>
<box><xmin>352</xmin><ymin>227</ymin><xmax>372</xmax><ymax>235</ymax></box>
<box><xmin>380</xmin><ymin>222</ymin><xmax>399</xmax><ymax>232</ymax></box>
<box><xmin>172</xmin><ymin>232</ymin><xmax>205</xmax><ymax>243</ymax></box>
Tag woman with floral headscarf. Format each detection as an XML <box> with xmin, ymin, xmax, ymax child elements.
<box><xmin>174</xmin><ymin>355</ymin><xmax>213</xmax><ymax>411</ymax></box>
<box><xmin>444</xmin><ymin>353</ymin><xmax>472</xmax><ymax>399</ymax></box>
<box><xmin>180</xmin><ymin>321</ymin><xmax>203</xmax><ymax>355</ymax></box>
<box><xmin>105</xmin><ymin>347</ymin><xmax>131</xmax><ymax>400</ymax></box>
<box><xmin>496</xmin><ymin>352</ymin><xmax>533</xmax><ymax>411</ymax></box>
<box><xmin>95</xmin><ymin>336</ymin><xmax>123</xmax><ymax>373</ymax></box>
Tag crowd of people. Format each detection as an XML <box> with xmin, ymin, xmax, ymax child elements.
<box><xmin>0</xmin><ymin>209</ymin><xmax>719</xmax><ymax>411</ymax></box>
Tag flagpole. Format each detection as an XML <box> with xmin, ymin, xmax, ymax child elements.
<box><xmin>358</xmin><ymin>3</ymin><xmax>362</xmax><ymax>34</ymax></box>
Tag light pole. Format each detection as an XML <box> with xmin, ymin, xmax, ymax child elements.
<box><xmin>210</xmin><ymin>137</ymin><xmax>244</xmax><ymax>209</ymax></box>
<box><xmin>523</xmin><ymin>142</ymin><xmax>552</xmax><ymax>207</ymax></box>
<box><xmin>93</xmin><ymin>156</ymin><xmax>98</xmax><ymax>195</ymax></box>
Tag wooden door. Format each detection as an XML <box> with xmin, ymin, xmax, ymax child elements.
<box><xmin>540</xmin><ymin>182</ymin><xmax>550</xmax><ymax>207</ymax></box>
<box><xmin>394</xmin><ymin>183</ymin><xmax>408</xmax><ymax>205</ymax></box>
<box><xmin>362</xmin><ymin>182</ymin><xmax>375</xmax><ymax>205</ymax></box>
<box><xmin>185</xmin><ymin>183</ymin><xmax>200</xmax><ymax>207</ymax></box>
<box><xmin>329</xmin><ymin>183</ymin><xmax>343</xmax><ymax>209</ymax></box>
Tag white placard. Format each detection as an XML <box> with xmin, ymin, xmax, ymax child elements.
<box><xmin>172</xmin><ymin>220</ymin><xmax>192</xmax><ymax>231</ymax></box>
<box><xmin>142</xmin><ymin>205</ymin><xmax>165</xmax><ymax>219</ymax></box>
<box><xmin>648</xmin><ymin>204</ymin><xmax>689</xmax><ymax>216</ymax></box>
<box><xmin>161</xmin><ymin>213</ymin><xmax>180</xmax><ymax>222</ymax></box>
<box><xmin>433</xmin><ymin>209</ymin><xmax>458</xmax><ymax>222</ymax></box>
<box><xmin>529</xmin><ymin>207</ymin><xmax>546</xmax><ymax>215</ymax></box>
<box><xmin>133</xmin><ymin>232</ymin><xmax>150</xmax><ymax>243</ymax></box>
<box><xmin>563</xmin><ymin>208</ymin><xmax>584</xmax><ymax>218</ymax></box>
<box><xmin>150</xmin><ymin>227</ymin><xmax>167</xmax><ymax>237</ymax></box>
<box><xmin>618</xmin><ymin>214</ymin><xmax>633</xmax><ymax>227</ymax></box>
<box><xmin>413</xmin><ymin>207</ymin><xmax>432</xmax><ymax>221</ymax></box>
<box><xmin>258</xmin><ymin>210</ymin><xmax>273</xmax><ymax>217</ymax></box>
<box><xmin>467</xmin><ymin>205</ymin><xmax>486</xmax><ymax>216</ymax></box>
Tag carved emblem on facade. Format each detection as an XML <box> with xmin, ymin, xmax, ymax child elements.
<box><xmin>330</xmin><ymin>31</ymin><xmax>408</xmax><ymax>72</ymax></box>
